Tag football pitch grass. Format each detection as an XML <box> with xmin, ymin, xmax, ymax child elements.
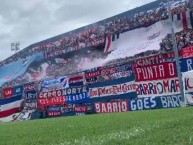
<box><xmin>1</xmin><ymin>107</ymin><xmax>193</xmax><ymax>145</ymax></box>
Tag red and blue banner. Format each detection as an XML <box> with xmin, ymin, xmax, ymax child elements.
<box><xmin>38</xmin><ymin>86</ymin><xmax>89</xmax><ymax>104</ymax></box>
<box><xmin>0</xmin><ymin>95</ymin><xmax>23</xmax><ymax>118</ymax></box>
<box><xmin>69</xmin><ymin>76</ymin><xmax>84</xmax><ymax>87</ymax></box>
<box><xmin>24</xmin><ymin>82</ymin><xmax>37</xmax><ymax>92</ymax></box>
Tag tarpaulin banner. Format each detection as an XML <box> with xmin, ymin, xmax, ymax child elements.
<box><xmin>180</xmin><ymin>58</ymin><xmax>193</xmax><ymax>72</ymax></box>
<box><xmin>3</xmin><ymin>87</ymin><xmax>14</xmax><ymax>98</ymax></box>
<box><xmin>133</xmin><ymin>55</ymin><xmax>165</xmax><ymax>67</ymax></box>
<box><xmin>184</xmin><ymin>77</ymin><xmax>193</xmax><ymax>93</ymax></box>
<box><xmin>38</xmin><ymin>86</ymin><xmax>88</xmax><ymax>104</ymax></box>
<box><xmin>135</xmin><ymin>77</ymin><xmax>180</xmax><ymax>97</ymax></box>
<box><xmin>38</xmin><ymin>90</ymin><xmax>65</xmax><ymax>99</ymax></box>
<box><xmin>135</xmin><ymin>75</ymin><xmax>193</xmax><ymax>98</ymax></box>
<box><xmin>14</xmin><ymin>85</ymin><xmax>23</xmax><ymax>96</ymax></box>
<box><xmin>48</xmin><ymin>111</ymin><xmax>61</xmax><ymax>117</ymax></box>
<box><xmin>38</xmin><ymin>86</ymin><xmax>87</xmax><ymax>98</ymax></box>
<box><xmin>101</xmin><ymin>67</ymin><xmax>116</xmax><ymax>76</ymax></box>
<box><xmin>180</xmin><ymin>46</ymin><xmax>193</xmax><ymax>59</ymax></box>
<box><xmin>115</xmin><ymin>63</ymin><xmax>132</xmax><ymax>72</ymax></box>
<box><xmin>47</xmin><ymin>106</ymin><xmax>61</xmax><ymax>112</ymax></box>
<box><xmin>24</xmin><ymin>99</ymin><xmax>37</xmax><ymax>110</ymax></box>
<box><xmin>89</xmin><ymin>76</ymin><xmax>137</xmax><ymax>100</ymax></box>
<box><xmin>0</xmin><ymin>95</ymin><xmax>23</xmax><ymax>118</ymax></box>
<box><xmin>155</xmin><ymin>95</ymin><xmax>182</xmax><ymax>109</ymax></box>
<box><xmin>134</xmin><ymin>62</ymin><xmax>177</xmax><ymax>82</ymax></box>
<box><xmin>101</xmin><ymin>64</ymin><xmax>133</xmax><ymax>80</ymax></box>
<box><xmin>74</xmin><ymin>106</ymin><xmax>87</xmax><ymax>113</ymax></box>
<box><xmin>129</xmin><ymin>97</ymin><xmax>157</xmax><ymax>111</ymax></box>
<box><xmin>94</xmin><ymin>101</ymin><xmax>129</xmax><ymax>113</ymax></box>
<box><xmin>85</xmin><ymin>67</ymin><xmax>101</xmax><ymax>79</ymax></box>
<box><xmin>110</xmin><ymin>71</ymin><xmax>132</xmax><ymax>80</ymax></box>
<box><xmin>38</xmin><ymin>96</ymin><xmax>66</xmax><ymax>108</ymax></box>
<box><xmin>24</xmin><ymin>90</ymin><xmax>37</xmax><ymax>100</ymax></box>
<box><xmin>69</xmin><ymin>76</ymin><xmax>84</xmax><ymax>87</ymax></box>
<box><xmin>101</xmin><ymin>64</ymin><xmax>133</xmax><ymax>76</ymax></box>
<box><xmin>0</xmin><ymin>95</ymin><xmax>22</xmax><ymax>105</ymax></box>
<box><xmin>24</xmin><ymin>82</ymin><xmax>37</xmax><ymax>92</ymax></box>
<box><xmin>86</xmin><ymin>77</ymin><xmax>98</xmax><ymax>84</ymax></box>
<box><xmin>39</xmin><ymin>76</ymin><xmax>69</xmax><ymax>91</ymax></box>
<box><xmin>129</xmin><ymin>95</ymin><xmax>182</xmax><ymax>111</ymax></box>
<box><xmin>47</xmin><ymin>106</ymin><xmax>61</xmax><ymax>117</ymax></box>
<box><xmin>66</xmin><ymin>92</ymin><xmax>89</xmax><ymax>104</ymax></box>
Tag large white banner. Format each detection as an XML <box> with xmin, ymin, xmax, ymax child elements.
<box><xmin>105</xmin><ymin>11</ymin><xmax>192</xmax><ymax>61</ymax></box>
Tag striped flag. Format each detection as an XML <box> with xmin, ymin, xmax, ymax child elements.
<box><xmin>172</xmin><ymin>10</ymin><xmax>193</xmax><ymax>30</ymax></box>
<box><xmin>0</xmin><ymin>95</ymin><xmax>23</xmax><ymax>118</ymax></box>
<box><xmin>104</xmin><ymin>33</ymin><xmax>120</xmax><ymax>53</ymax></box>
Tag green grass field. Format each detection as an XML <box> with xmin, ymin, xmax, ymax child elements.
<box><xmin>1</xmin><ymin>107</ymin><xmax>193</xmax><ymax>145</ymax></box>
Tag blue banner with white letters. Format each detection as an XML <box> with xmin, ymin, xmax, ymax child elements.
<box><xmin>180</xmin><ymin>58</ymin><xmax>193</xmax><ymax>72</ymax></box>
<box><xmin>129</xmin><ymin>95</ymin><xmax>182</xmax><ymax>111</ymax></box>
<box><xmin>66</xmin><ymin>87</ymin><xmax>89</xmax><ymax>104</ymax></box>
<box><xmin>14</xmin><ymin>85</ymin><xmax>24</xmax><ymax>96</ymax></box>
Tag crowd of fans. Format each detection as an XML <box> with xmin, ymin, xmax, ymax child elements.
<box><xmin>0</xmin><ymin>1</ymin><xmax>192</xmax><ymax>89</ymax></box>
<box><xmin>159</xmin><ymin>29</ymin><xmax>193</xmax><ymax>52</ymax></box>
<box><xmin>0</xmin><ymin>1</ymin><xmax>189</xmax><ymax>67</ymax></box>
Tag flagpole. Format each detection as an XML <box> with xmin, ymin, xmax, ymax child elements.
<box><xmin>167</xmin><ymin>0</ymin><xmax>185</xmax><ymax>105</ymax></box>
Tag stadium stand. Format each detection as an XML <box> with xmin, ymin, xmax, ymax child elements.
<box><xmin>1</xmin><ymin>0</ymin><xmax>193</xmax><ymax>122</ymax></box>
<box><xmin>0</xmin><ymin>0</ymin><xmax>187</xmax><ymax>67</ymax></box>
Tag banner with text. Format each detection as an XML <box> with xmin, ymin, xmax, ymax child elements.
<box><xmin>89</xmin><ymin>76</ymin><xmax>137</xmax><ymax>101</ymax></box>
<box><xmin>129</xmin><ymin>95</ymin><xmax>182</xmax><ymax>111</ymax></box>
<box><xmin>135</xmin><ymin>77</ymin><xmax>180</xmax><ymax>97</ymax></box>
<box><xmin>94</xmin><ymin>101</ymin><xmax>129</xmax><ymax>113</ymax></box>
<box><xmin>134</xmin><ymin>62</ymin><xmax>177</xmax><ymax>82</ymax></box>
<box><xmin>39</xmin><ymin>76</ymin><xmax>69</xmax><ymax>91</ymax></box>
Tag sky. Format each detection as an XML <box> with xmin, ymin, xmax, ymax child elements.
<box><xmin>0</xmin><ymin>0</ymin><xmax>155</xmax><ymax>61</ymax></box>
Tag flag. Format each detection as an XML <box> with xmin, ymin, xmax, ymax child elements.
<box><xmin>60</xmin><ymin>77</ymin><xmax>69</xmax><ymax>88</ymax></box>
<box><xmin>0</xmin><ymin>95</ymin><xmax>23</xmax><ymax>118</ymax></box>
<box><xmin>172</xmin><ymin>11</ymin><xmax>193</xmax><ymax>30</ymax></box>
<box><xmin>104</xmin><ymin>33</ymin><xmax>120</xmax><ymax>53</ymax></box>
